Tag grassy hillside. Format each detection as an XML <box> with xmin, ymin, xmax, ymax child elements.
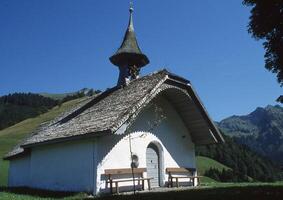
<box><xmin>0</xmin><ymin>98</ymin><xmax>86</xmax><ymax>186</ymax></box>
<box><xmin>0</xmin><ymin>93</ymin><xmax>59</xmax><ymax>130</ymax></box>
<box><xmin>196</xmin><ymin>156</ymin><xmax>231</xmax><ymax>183</ymax></box>
<box><xmin>196</xmin><ymin>156</ymin><xmax>231</xmax><ymax>175</ymax></box>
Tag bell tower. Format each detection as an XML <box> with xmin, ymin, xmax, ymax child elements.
<box><xmin>109</xmin><ymin>3</ymin><xmax>150</xmax><ymax>86</ymax></box>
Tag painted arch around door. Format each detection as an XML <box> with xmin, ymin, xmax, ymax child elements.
<box><xmin>146</xmin><ymin>141</ymin><xmax>164</xmax><ymax>187</ymax></box>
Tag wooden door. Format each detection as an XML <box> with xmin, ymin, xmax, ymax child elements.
<box><xmin>146</xmin><ymin>143</ymin><xmax>160</xmax><ymax>187</ymax></box>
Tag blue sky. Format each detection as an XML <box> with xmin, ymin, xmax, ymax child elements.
<box><xmin>0</xmin><ymin>0</ymin><xmax>281</xmax><ymax>121</ymax></box>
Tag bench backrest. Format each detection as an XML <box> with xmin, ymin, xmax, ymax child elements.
<box><xmin>166</xmin><ymin>167</ymin><xmax>196</xmax><ymax>174</ymax></box>
<box><xmin>104</xmin><ymin>168</ymin><xmax>146</xmax><ymax>176</ymax></box>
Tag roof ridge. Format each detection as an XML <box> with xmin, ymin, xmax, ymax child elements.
<box><xmin>39</xmin><ymin>70</ymin><xmax>168</xmax><ymax>127</ymax></box>
<box><xmin>110</xmin><ymin>71</ymin><xmax>169</xmax><ymax>133</ymax></box>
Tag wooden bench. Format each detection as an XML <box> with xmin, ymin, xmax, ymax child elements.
<box><xmin>104</xmin><ymin>168</ymin><xmax>153</xmax><ymax>194</ymax></box>
<box><xmin>166</xmin><ymin>167</ymin><xmax>202</xmax><ymax>187</ymax></box>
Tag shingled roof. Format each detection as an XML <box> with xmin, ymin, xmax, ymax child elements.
<box><xmin>4</xmin><ymin>70</ymin><xmax>224</xmax><ymax>160</ymax></box>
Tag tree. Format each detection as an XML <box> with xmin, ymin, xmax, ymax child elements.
<box><xmin>243</xmin><ymin>0</ymin><xmax>283</xmax><ymax>100</ymax></box>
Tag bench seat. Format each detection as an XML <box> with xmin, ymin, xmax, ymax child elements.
<box><xmin>166</xmin><ymin>167</ymin><xmax>202</xmax><ymax>187</ymax></box>
<box><xmin>104</xmin><ymin>168</ymin><xmax>153</xmax><ymax>194</ymax></box>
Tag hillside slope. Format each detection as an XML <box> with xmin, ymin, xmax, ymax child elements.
<box><xmin>196</xmin><ymin>156</ymin><xmax>231</xmax><ymax>183</ymax></box>
<box><xmin>0</xmin><ymin>90</ymin><xmax>98</xmax><ymax>131</ymax></box>
<box><xmin>218</xmin><ymin>105</ymin><xmax>283</xmax><ymax>165</ymax></box>
<box><xmin>0</xmin><ymin>93</ymin><xmax>58</xmax><ymax>130</ymax></box>
<box><xmin>196</xmin><ymin>134</ymin><xmax>282</xmax><ymax>182</ymax></box>
<box><xmin>0</xmin><ymin>97</ymin><xmax>87</xmax><ymax>186</ymax></box>
<box><xmin>196</xmin><ymin>156</ymin><xmax>231</xmax><ymax>176</ymax></box>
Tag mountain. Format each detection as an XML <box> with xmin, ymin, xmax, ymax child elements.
<box><xmin>218</xmin><ymin>105</ymin><xmax>283</xmax><ymax>165</ymax></box>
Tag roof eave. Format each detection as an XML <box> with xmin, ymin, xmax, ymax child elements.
<box><xmin>164</xmin><ymin>77</ymin><xmax>224</xmax><ymax>144</ymax></box>
<box><xmin>111</xmin><ymin>73</ymin><xmax>224</xmax><ymax>145</ymax></box>
<box><xmin>21</xmin><ymin>129</ymin><xmax>112</xmax><ymax>149</ymax></box>
<box><xmin>3</xmin><ymin>149</ymin><xmax>29</xmax><ymax>161</ymax></box>
<box><xmin>186</xmin><ymin>84</ymin><xmax>225</xmax><ymax>144</ymax></box>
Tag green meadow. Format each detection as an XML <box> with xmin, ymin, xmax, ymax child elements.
<box><xmin>0</xmin><ymin>98</ymin><xmax>86</xmax><ymax>186</ymax></box>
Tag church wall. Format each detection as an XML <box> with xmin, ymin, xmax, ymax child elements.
<box><xmin>96</xmin><ymin>96</ymin><xmax>196</xmax><ymax>193</ymax></box>
<box><xmin>8</xmin><ymin>154</ymin><xmax>31</xmax><ymax>187</ymax></box>
<box><xmin>29</xmin><ymin>139</ymin><xmax>96</xmax><ymax>193</ymax></box>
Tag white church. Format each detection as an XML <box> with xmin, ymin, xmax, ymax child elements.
<box><xmin>4</xmin><ymin>4</ymin><xmax>224</xmax><ymax>195</ymax></box>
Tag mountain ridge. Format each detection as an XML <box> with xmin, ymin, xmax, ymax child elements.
<box><xmin>218</xmin><ymin>104</ymin><xmax>283</xmax><ymax>165</ymax></box>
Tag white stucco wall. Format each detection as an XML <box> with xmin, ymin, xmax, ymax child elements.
<box><xmin>8</xmin><ymin>154</ymin><xmax>30</xmax><ymax>187</ymax></box>
<box><xmin>96</xmin><ymin>96</ymin><xmax>196</xmax><ymax>193</ymax></box>
<box><xmin>29</xmin><ymin>139</ymin><xmax>96</xmax><ymax>193</ymax></box>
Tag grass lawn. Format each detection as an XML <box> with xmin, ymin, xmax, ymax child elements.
<box><xmin>0</xmin><ymin>98</ymin><xmax>87</xmax><ymax>186</ymax></box>
<box><xmin>1</xmin><ymin>183</ymin><xmax>283</xmax><ymax>200</ymax></box>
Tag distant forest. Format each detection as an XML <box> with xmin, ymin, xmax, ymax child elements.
<box><xmin>0</xmin><ymin>90</ymin><xmax>98</xmax><ymax>130</ymax></box>
<box><xmin>196</xmin><ymin>134</ymin><xmax>283</xmax><ymax>182</ymax></box>
<box><xmin>0</xmin><ymin>93</ymin><xmax>58</xmax><ymax>130</ymax></box>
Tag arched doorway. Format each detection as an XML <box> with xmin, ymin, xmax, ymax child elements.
<box><xmin>146</xmin><ymin>143</ymin><xmax>160</xmax><ymax>187</ymax></box>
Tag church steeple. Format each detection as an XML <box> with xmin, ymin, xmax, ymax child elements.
<box><xmin>110</xmin><ymin>2</ymin><xmax>150</xmax><ymax>86</ymax></box>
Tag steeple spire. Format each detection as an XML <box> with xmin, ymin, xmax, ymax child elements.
<box><xmin>129</xmin><ymin>1</ymin><xmax>134</xmax><ymax>30</ymax></box>
<box><xmin>110</xmin><ymin>2</ymin><xmax>150</xmax><ymax>86</ymax></box>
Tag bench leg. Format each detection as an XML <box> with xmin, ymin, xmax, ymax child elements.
<box><xmin>176</xmin><ymin>178</ymin><xmax>179</xmax><ymax>188</ymax></box>
<box><xmin>191</xmin><ymin>177</ymin><xmax>194</xmax><ymax>187</ymax></box>
<box><xmin>142</xmin><ymin>180</ymin><xmax>145</xmax><ymax>190</ymax></box>
<box><xmin>115</xmin><ymin>182</ymin><xmax>119</xmax><ymax>194</ymax></box>
<box><xmin>147</xmin><ymin>179</ymin><xmax>151</xmax><ymax>190</ymax></box>
<box><xmin>110</xmin><ymin>180</ymin><xmax>113</xmax><ymax>194</ymax></box>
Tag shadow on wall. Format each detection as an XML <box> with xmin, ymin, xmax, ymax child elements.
<box><xmin>130</xmin><ymin>96</ymin><xmax>196</xmax><ymax>168</ymax></box>
<box><xmin>97</xmin><ymin>134</ymin><xmax>126</xmax><ymax>193</ymax></box>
